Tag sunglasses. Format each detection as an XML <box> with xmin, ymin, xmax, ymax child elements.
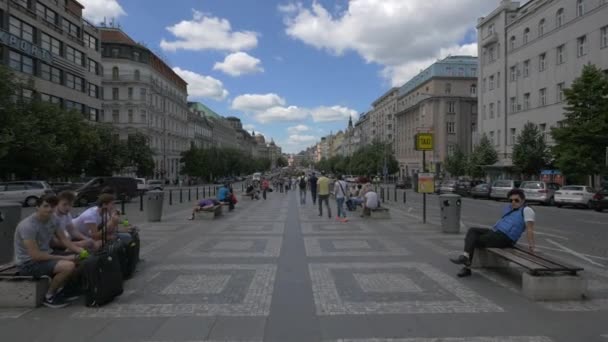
<box><xmin>510</xmin><ymin>198</ymin><xmax>521</xmax><ymax>203</ymax></box>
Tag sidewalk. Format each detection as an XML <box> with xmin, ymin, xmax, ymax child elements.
<box><xmin>1</xmin><ymin>190</ymin><xmax>606</xmax><ymax>341</ymax></box>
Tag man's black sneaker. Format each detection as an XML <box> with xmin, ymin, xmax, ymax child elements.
<box><xmin>450</xmin><ymin>255</ymin><xmax>471</xmax><ymax>266</ymax></box>
<box><xmin>42</xmin><ymin>295</ymin><xmax>69</xmax><ymax>308</ymax></box>
<box><xmin>457</xmin><ymin>267</ymin><xmax>472</xmax><ymax>278</ymax></box>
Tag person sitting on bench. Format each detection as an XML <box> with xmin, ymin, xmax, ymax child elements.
<box><xmin>51</xmin><ymin>191</ymin><xmax>101</xmax><ymax>252</ymax></box>
<box><xmin>217</xmin><ymin>183</ymin><xmax>235</xmax><ymax>211</ymax></box>
<box><xmin>189</xmin><ymin>198</ymin><xmax>220</xmax><ymax>220</ymax></box>
<box><xmin>360</xmin><ymin>188</ymin><xmax>379</xmax><ymax>217</ymax></box>
<box><xmin>14</xmin><ymin>195</ymin><xmax>87</xmax><ymax>308</ymax></box>
<box><xmin>72</xmin><ymin>194</ymin><xmax>132</xmax><ymax>246</ymax></box>
<box><xmin>450</xmin><ymin>188</ymin><xmax>536</xmax><ymax>277</ymax></box>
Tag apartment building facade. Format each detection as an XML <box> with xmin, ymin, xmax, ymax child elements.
<box><xmin>478</xmin><ymin>0</ymin><xmax>608</xmax><ymax>165</ymax></box>
<box><xmin>368</xmin><ymin>88</ymin><xmax>398</xmax><ymax>146</ymax></box>
<box><xmin>100</xmin><ymin>27</ymin><xmax>189</xmax><ymax>181</ymax></box>
<box><xmin>394</xmin><ymin>56</ymin><xmax>479</xmax><ymax>178</ymax></box>
<box><xmin>0</xmin><ymin>0</ymin><xmax>102</xmax><ymax>119</ymax></box>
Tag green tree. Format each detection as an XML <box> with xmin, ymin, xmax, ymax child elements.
<box><xmin>444</xmin><ymin>146</ymin><xmax>467</xmax><ymax>177</ymax></box>
<box><xmin>512</xmin><ymin>122</ymin><xmax>551</xmax><ymax>178</ymax></box>
<box><xmin>126</xmin><ymin>133</ymin><xmax>155</xmax><ymax>177</ymax></box>
<box><xmin>276</xmin><ymin>156</ymin><xmax>288</xmax><ymax>167</ymax></box>
<box><xmin>551</xmin><ymin>64</ymin><xmax>608</xmax><ymax>183</ymax></box>
<box><xmin>0</xmin><ymin>66</ymin><xmax>22</xmax><ymax>160</ymax></box>
<box><xmin>467</xmin><ymin>134</ymin><xmax>498</xmax><ymax>179</ymax></box>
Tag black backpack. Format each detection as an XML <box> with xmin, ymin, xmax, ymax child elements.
<box><xmin>299</xmin><ymin>177</ymin><xmax>307</xmax><ymax>189</ymax></box>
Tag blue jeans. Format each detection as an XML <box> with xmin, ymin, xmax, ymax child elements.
<box><xmin>299</xmin><ymin>189</ymin><xmax>307</xmax><ymax>204</ymax></box>
<box><xmin>336</xmin><ymin>198</ymin><xmax>346</xmax><ymax>218</ymax></box>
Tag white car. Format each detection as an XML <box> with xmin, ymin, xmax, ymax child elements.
<box><xmin>0</xmin><ymin>181</ymin><xmax>54</xmax><ymax>207</ymax></box>
<box><xmin>554</xmin><ymin>185</ymin><xmax>596</xmax><ymax>208</ymax></box>
<box><xmin>147</xmin><ymin>179</ymin><xmax>164</xmax><ymax>191</ymax></box>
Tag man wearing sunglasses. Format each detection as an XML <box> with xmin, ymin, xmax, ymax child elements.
<box><xmin>450</xmin><ymin>188</ymin><xmax>536</xmax><ymax>277</ymax></box>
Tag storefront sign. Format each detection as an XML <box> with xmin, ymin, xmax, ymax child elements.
<box><xmin>0</xmin><ymin>30</ymin><xmax>53</xmax><ymax>64</ymax></box>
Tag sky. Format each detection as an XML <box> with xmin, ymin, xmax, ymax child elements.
<box><xmin>79</xmin><ymin>0</ymin><xmax>501</xmax><ymax>153</ymax></box>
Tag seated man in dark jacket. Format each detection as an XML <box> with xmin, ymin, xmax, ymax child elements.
<box><xmin>450</xmin><ymin>188</ymin><xmax>536</xmax><ymax>277</ymax></box>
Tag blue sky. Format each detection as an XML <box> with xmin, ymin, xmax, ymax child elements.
<box><xmin>80</xmin><ymin>0</ymin><xmax>497</xmax><ymax>153</ymax></box>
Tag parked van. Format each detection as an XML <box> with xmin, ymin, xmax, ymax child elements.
<box><xmin>74</xmin><ymin>177</ymin><xmax>138</xmax><ymax>207</ymax></box>
<box><xmin>490</xmin><ymin>179</ymin><xmax>522</xmax><ymax>200</ymax></box>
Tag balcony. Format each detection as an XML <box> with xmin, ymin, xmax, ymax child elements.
<box><xmin>481</xmin><ymin>32</ymin><xmax>499</xmax><ymax>48</ymax></box>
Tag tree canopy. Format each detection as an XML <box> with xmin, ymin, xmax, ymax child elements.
<box><xmin>512</xmin><ymin>122</ymin><xmax>551</xmax><ymax>178</ymax></box>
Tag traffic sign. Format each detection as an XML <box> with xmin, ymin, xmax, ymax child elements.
<box><xmin>415</xmin><ymin>133</ymin><xmax>434</xmax><ymax>151</ymax></box>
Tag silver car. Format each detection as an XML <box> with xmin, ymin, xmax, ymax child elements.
<box><xmin>520</xmin><ymin>181</ymin><xmax>560</xmax><ymax>205</ymax></box>
<box><xmin>490</xmin><ymin>180</ymin><xmax>522</xmax><ymax>200</ymax></box>
<box><xmin>0</xmin><ymin>181</ymin><xmax>54</xmax><ymax>207</ymax></box>
<box><xmin>555</xmin><ymin>185</ymin><xmax>596</xmax><ymax>208</ymax></box>
<box><xmin>439</xmin><ymin>180</ymin><xmax>457</xmax><ymax>194</ymax></box>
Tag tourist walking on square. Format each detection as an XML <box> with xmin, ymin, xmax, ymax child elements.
<box><xmin>450</xmin><ymin>188</ymin><xmax>536</xmax><ymax>278</ymax></box>
<box><xmin>334</xmin><ymin>175</ymin><xmax>348</xmax><ymax>222</ymax></box>
<box><xmin>261</xmin><ymin>177</ymin><xmax>270</xmax><ymax>200</ymax></box>
<box><xmin>309</xmin><ymin>172</ymin><xmax>318</xmax><ymax>205</ymax></box>
<box><xmin>317</xmin><ymin>171</ymin><xmax>332</xmax><ymax>218</ymax></box>
<box><xmin>298</xmin><ymin>173</ymin><xmax>308</xmax><ymax>205</ymax></box>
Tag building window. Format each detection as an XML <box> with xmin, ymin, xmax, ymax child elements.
<box><xmin>62</xmin><ymin>18</ymin><xmax>80</xmax><ymax>38</ymax></box>
<box><xmin>112</xmin><ymin>110</ymin><xmax>120</xmax><ymax>123</ymax></box>
<box><xmin>112</xmin><ymin>88</ymin><xmax>119</xmax><ymax>100</ymax></box>
<box><xmin>523</xmin><ymin>28</ymin><xmax>530</xmax><ymax>44</ymax></box>
<box><xmin>140</xmin><ymin>88</ymin><xmax>147</xmax><ymax>100</ymax></box>
<box><xmin>128</xmin><ymin>110</ymin><xmax>134</xmax><ymax>123</ymax></box>
<box><xmin>602</xmin><ymin>26</ymin><xmax>608</xmax><ymax>48</ymax></box>
<box><xmin>133</xmin><ymin>51</ymin><xmax>140</xmax><ymax>61</ymax></box>
<box><xmin>470</xmin><ymin>84</ymin><xmax>477</xmax><ymax>96</ymax></box>
<box><xmin>510</xmin><ymin>128</ymin><xmax>517</xmax><ymax>145</ymax></box>
<box><xmin>497</xmin><ymin>100</ymin><xmax>501</xmax><ymax>118</ymax></box>
<box><xmin>447</xmin><ymin>144</ymin><xmax>456</xmax><ymax>156</ymax></box>
<box><xmin>557</xmin><ymin>83</ymin><xmax>565</xmax><ymax>102</ymax></box>
<box><xmin>577</xmin><ymin>35</ymin><xmax>587</xmax><ymax>56</ymax></box>
<box><xmin>488</xmin><ymin>46</ymin><xmax>495</xmax><ymax>62</ymax></box>
<box><xmin>539</xmin><ymin>88</ymin><xmax>547</xmax><ymax>106</ymax></box>
<box><xmin>9</xmin><ymin>17</ymin><xmax>33</xmax><ymax>43</ymax></box>
<box><xmin>557</xmin><ymin>45</ymin><xmax>565</xmax><ymax>64</ymax></box>
<box><xmin>40</xmin><ymin>63</ymin><xmax>61</xmax><ymax>84</ymax></box>
<box><xmin>523</xmin><ymin>60</ymin><xmax>530</xmax><ymax>77</ymax></box>
<box><xmin>65</xmin><ymin>73</ymin><xmax>83</xmax><ymax>91</ymax></box>
<box><xmin>84</xmin><ymin>32</ymin><xmax>98</xmax><ymax>50</ymax></box>
<box><xmin>556</xmin><ymin>8</ymin><xmax>564</xmax><ymax>28</ymax></box>
<box><xmin>40</xmin><ymin>93</ymin><xmax>62</xmax><ymax>105</ymax></box>
<box><xmin>510</xmin><ymin>36</ymin><xmax>516</xmax><ymax>50</ymax></box>
<box><xmin>88</xmin><ymin>59</ymin><xmax>99</xmax><ymax>74</ymax></box>
<box><xmin>510</xmin><ymin>97</ymin><xmax>517</xmax><ymax>113</ymax></box>
<box><xmin>8</xmin><ymin>51</ymin><xmax>33</xmax><ymax>74</ymax></box>
<box><xmin>510</xmin><ymin>66</ymin><xmax>516</xmax><ymax>81</ymax></box>
<box><xmin>88</xmin><ymin>84</ymin><xmax>98</xmax><ymax>98</ymax></box>
<box><xmin>445</xmin><ymin>83</ymin><xmax>452</xmax><ymax>94</ymax></box>
<box><xmin>482</xmin><ymin>105</ymin><xmax>486</xmax><ymax>120</ymax></box>
<box><xmin>112</xmin><ymin>67</ymin><xmax>119</xmax><ymax>80</ymax></box>
<box><xmin>490</xmin><ymin>131</ymin><xmax>495</xmax><ymax>145</ymax></box>
<box><xmin>141</xmin><ymin>110</ymin><xmax>147</xmax><ymax>124</ymax></box>
<box><xmin>577</xmin><ymin>0</ymin><xmax>584</xmax><ymax>17</ymax></box>
<box><xmin>489</xmin><ymin>103</ymin><xmax>495</xmax><ymax>118</ymax></box>
<box><xmin>128</xmin><ymin>87</ymin><xmax>133</xmax><ymax>100</ymax></box>
<box><xmin>482</xmin><ymin>78</ymin><xmax>486</xmax><ymax>92</ymax></box>
<box><xmin>36</xmin><ymin>3</ymin><xmax>57</xmax><ymax>25</ymax></box>
<box><xmin>447</xmin><ymin>121</ymin><xmax>456</xmax><ymax>134</ymax></box>
<box><xmin>524</xmin><ymin>93</ymin><xmax>531</xmax><ymax>110</ymax></box>
<box><xmin>447</xmin><ymin>102</ymin><xmax>455</xmax><ymax>113</ymax></box>
<box><xmin>489</xmin><ymin>75</ymin><xmax>494</xmax><ymax>90</ymax></box>
<box><xmin>497</xmin><ymin>130</ymin><xmax>501</xmax><ymax>147</ymax></box>
<box><xmin>41</xmin><ymin>33</ymin><xmax>62</xmax><ymax>55</ymax></box>
<box><xmin>134</xmin><ymin>69</ymin><xmax>141</xmax><ymax>81</ymax></box>
<box><xmin>65</xmin><ymin>101</ymin><xmax>83</xmax><ymax>114</ymax></box>
<box><xmin>539</xmin><ymin>53</ymin><xmax>546</xmax><ymax>71</ymax></box>
<box><xmin>538</xmin><ymin>19</ymin><xmax>545</xmax><ymax>36</ymax></box>
<box><xmin>66</xmin><ymin>46</ymin><xmax>84</xmax><ymax>66</ymax></box>
<box><xmin>89</xmin><ymin>108</ymin><xmax>99</xmax><ymax>122</ymax></box>
<box><xmin>471</xmin><ymin>68</ymin><xmax>477</xmax><ymax>76</ymax></box>
<box><xmin>112</xmin><ymin>48</ymin><xmax>119</xmax><ymax>57</ymax></box>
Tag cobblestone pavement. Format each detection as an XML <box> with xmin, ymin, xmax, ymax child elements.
<box><xmin>1</xmin><ymin>190</ymin><xmax>607</xmax><ymax>341</ymax></box>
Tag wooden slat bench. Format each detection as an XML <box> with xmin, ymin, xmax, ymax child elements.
<box><xmin>194</xmin><ymin>205</ymin><xmax>223</xmax><ymax>220</ymax></box>
<box><xmin>0</xmin><ymin>263</ymin><xmax>49</xmax><ymax>308</ymax></box>
<box><xmin>472</xmin><ymin>247</ymin><xmax>586</xmax><ymax>301</ymax></box>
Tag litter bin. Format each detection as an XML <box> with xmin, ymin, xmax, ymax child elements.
<box><xmin>439</xmin><ymin>194</ymin><xmax>461</xmax><ymax>234</ymax></box>
<box><xmin>146</xmin><ymin>190</ymin><xmax>164</xmax><ymax>222</ymax></box>
<box><xmin>0</xmin><ymin>201</ymin><xmax>22</xmax><ymax>264</ymax></box>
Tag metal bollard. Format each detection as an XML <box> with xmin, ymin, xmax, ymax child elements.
<box><xmin>140</xmin><ymin>193</ymin><xmax>144</xmax><ymax>212</ymax></box>
<box><xmin>394</xmin><ymin>187</ymin><xmax>397</xmax><ymax>202</ymax></box>
<box><xmin>169</xmin><ymin>189</ymin><xmax>173</xmax><ymax>205</ymax></box>
<box><xmin>403</xmin><ymin>190</ymin><xmax>406</xmax><ymax>204</ymax></box>
<box><xmin>180</xmin><ymin>188</ymin><xmax>183</xmax><ymax>203</ymax></box>
<box><xmin>213</xmin><ymin>187</ymin><xmax>216</xmax><ymax>195</ymax></box>
<box><xmin>381</xmin><ymin>188</ymin><xmax>385</xmax><ymax>202</ymax></box>
<box><xmin>121</xmin><ymin>198</ymin><xmax>126</xmax><ymax>215</ymax></box>
<box><xmin>188</xmin><ymin>188</ymin><xmax>191</xmax><ymax>201</ymax></box>
<box><xmin>196</xmin><ymin>187</ymin><xmax>199</xmax><ymax>199</ymax></box>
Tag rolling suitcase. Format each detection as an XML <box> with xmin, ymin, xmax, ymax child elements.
<box><xmin>82</xmin><ymin>208</ymin><xmax>124</xmax><ymax>307</ymax></box>
<box><xmin>119</xmin><ymin>228</ymin><xmax>140</xmax><ymax>279</ymax></box>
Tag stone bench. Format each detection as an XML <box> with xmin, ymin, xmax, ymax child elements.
<box><xmin>369</xmin><ymin>207</ymin><xmax>390</xmax><ymax>219</ymax></box>
<box><xmin>0</xmin><ymin>263</ymin><xmax>49</xmax><ymax>308</ymax></box>
<box><xmin>194</xmin><ymin>205</ymin><xmax>223</xmax><ymax>220</ymax></box>
<box><xmin>472</xmin><ymin>247</ymin><xmax>586</xmax><ymax>301</ymax></box>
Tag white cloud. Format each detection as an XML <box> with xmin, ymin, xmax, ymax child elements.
<box><xmin>213</xmin><ymin>52</ymin><xmax>264</xmax><ymax>76</ymax></box>
<box><xmin>288</xmin><ymin>134</ymin><xmax>317</xmax><ymax>143</ymax></box>
<box><xmin>287</xmin><ymin>124</ymin><xmax>310</xmax><ymax>134</ymax></box>
<box><xmin>79</xmin><ymin>0</ymin><xmax>126</xmax><ymax>25</ymax></box>
<box><xmin>311</xmin><ymin>106</ymin><xmax>357</xmax><ymax>123</ymax></box>
<box><xmin>255</xmin><ymin>106</ymin><xmax>309</xmax><ymax>124</ymax></box>
<box><xmin>243</xmin><ymin>124</ymin><xmax>256</xmax><ymax>131</ymax></box>
<box><xmin>281</xmin><ymin>0</ymin><xmax>495</xmax><ymax>85</ymax></box>
<box><xmin>172</xmin><ymin>67</ymin><xmax>229</xmax><ymax>101</ymax></box>
<box><xmin>161</xmin><ymin>10</ymin><xmax>258</xmax><ymax>52</ymax></box>
<box><xmin>231</xmin><ymin>93</ymin><xmax>286</xmax><ymax>112</ymax></box>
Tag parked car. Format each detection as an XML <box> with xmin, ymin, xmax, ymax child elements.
<box><xmin>147</xmin><ymin>179</ymin><xmax>164</xmax><ymax>191</ymax></box>
<box><xmin>470</xmin><ymin>183</ymin><xmax>491</xmax><ymax>199</ymax></box>
<box><xmin>490</xmin><ymin>179</ymin><xmax>522</xmax><ymax>200</ymax></box>
<box><xmin>590</xmin><ymin>187</ymin><xmax>608</xmax><ymax>212</ymax></box>
<box><xmin>520</xmin><ymin>181</ymin><xmax>560</xmax><ymax>206</ymax></box>
<box><xmin>554</xmin><ymin>185</ymin><xmax>596</xmax><ymax>209</ymax></box>
<box><xmin>0</xmin><ymin>181</ymin><xmax>54</xmax><ymax>207</ymax></box>
<box><xmin>49</xmin><ymin>182</ymin><xmax>82</xmax><ymax>193</ymax></box>
<box><xmin>74</xmin><ymin>177</ymin><xmax>138</xmax><ymax>207</ymax></box>
<box><xmin>439</xmin><ymin>180</ymin><xmax>457</xmax><ymax>194</ymax></box>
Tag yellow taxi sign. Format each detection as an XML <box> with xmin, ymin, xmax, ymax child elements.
<box><xmin>415</xmin><ymin>133</ymin><xmax>434</xmax><ymax>151</ymax></box>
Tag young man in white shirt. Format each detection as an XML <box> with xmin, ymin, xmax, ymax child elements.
<box><xmin>333</xmin><ymin>175</ymin><xmax>349</xmax><ymax>222</ymax></box>
<box><xmin>361</xmin><ymin>189</ymin><xmax>379</xmax><ymax>217</ymax></box>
